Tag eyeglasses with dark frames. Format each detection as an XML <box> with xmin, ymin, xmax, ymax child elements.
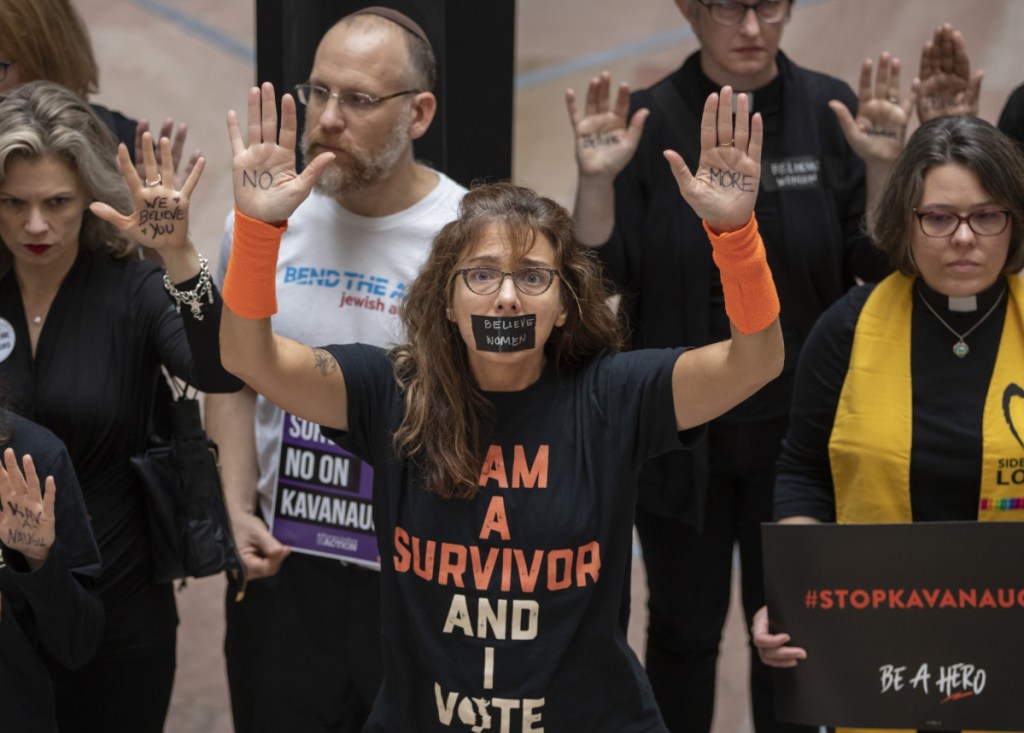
<box><xmin>912</xmin><ymin>208</ymin><xmax>1011</xmax><ymax>238</ymax></box>
<box><xmin>0</xmin><ymin>60</ymin><xmax>12</xmax><ymax>83</ymax></box>
<box><xmin>458</xmin><ymin>267</ymin><xmax>560</xmax><ymax>296</ymax></box>
<box><xmin>294</xmin><ymin>84</ymin><xmax>419</xmax><ymax>112</ymax></box>
<box><xmin>697</xmin><ymin>0</ymin><xmax>790</xmax><ymax>26</ymax></box>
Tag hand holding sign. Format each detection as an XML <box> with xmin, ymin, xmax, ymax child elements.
<box><xmin>752</xmin><ymin>604</ymin><xmax>807</xmax><ymax>669</ymax></box>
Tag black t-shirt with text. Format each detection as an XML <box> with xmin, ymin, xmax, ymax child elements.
<box><xmin>325</xmin><ymin>344</ymin><xmax>697</xmax><ymax>732</ymax></box>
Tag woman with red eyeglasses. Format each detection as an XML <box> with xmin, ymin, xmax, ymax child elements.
<box><xmin>755</xmin><ymin>116</ymin><xmax>1024</xmax><ymax>684</ymax></box>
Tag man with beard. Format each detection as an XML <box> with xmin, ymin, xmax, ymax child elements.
<box><xmin>205</xmin><ymin>8</ymin><xmax>465</xmax><ymax>732</ymax></box>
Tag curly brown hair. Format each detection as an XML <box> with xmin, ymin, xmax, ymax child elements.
<box><xmin>390</xmin><ymin>181</ymin><xmax>623</xmax><ymax>499</ymax></box>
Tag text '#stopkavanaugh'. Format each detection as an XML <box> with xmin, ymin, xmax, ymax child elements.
<box><xmin>802</xmin><ymin>587</ymin><xmax>1024</xmax><ymax>610</ymax></box>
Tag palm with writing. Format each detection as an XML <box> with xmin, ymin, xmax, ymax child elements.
<box><xmin>913</xmin><ymin>23</ymin><xmax>982</xmax><ymax>124</ymax></box>
<box><xmin>227</xmin><ymin>82</ymin><xmax>335</xmax><ymax>225</ymax></box>
<box><xmin>91</xmin><ymin>131</ymin><xmax>205</xmax><ymax>254</ymax></box>
<box><xmin>665</xmin><ymin>87</ymin><xmax>761</xmax><ymax>233</ymax></box>
<box><xmin>0</xmin><ymin>448</ymin><xmax>56</xmax><ymax>569</ymax></box>
<box><xmin>565</xmin><ymin>71</ymin><xmax>649</xmax><ymax>179</ymax></box>
<box><xmin>830</xmin><ymin>53</ymin><xmax>912</xmax><ymax>168</ymax></box>
<box><xmin>134</xmin><ymin>118</ymin><xmax>203</xmax><ymax>191</ymax></box>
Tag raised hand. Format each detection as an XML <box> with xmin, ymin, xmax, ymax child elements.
<box><xmin>227</xmin><ymin>82</ymin><xmax>335</xmax><ymax>224</ymax></box>
<box><xmin>565</xmin><ymin>71</ymin><xmax>649</xmax><ymax>179</ymax></box>
<box><xmin>913</xmin><ymin>23</ymin><xmax>982</xmax><ymax>123</ymax></box>
<box><xmin>663</xmin><ymin>87</ymin><xmax>761</xmax><ymax>232</ymax></box>
<box><xmin>90</xmin><ymin>131</ymin><xmax>205</xmax><ymax>253</ymax></box>
<box><xmin>829</xmin><ymin>53</ymin><xmax>913</xmax><ymax>168</ymax></box>
<box><xmin>0</xmin><ymin>448</ymin><xmax>56</xmax><ymax>568</ymax></box>
<box><xmin>134</xmin><ymin>118</ymin><xmax>202</xmax><ymax>191</ymax></box>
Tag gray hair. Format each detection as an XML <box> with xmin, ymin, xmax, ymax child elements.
<box><xmin>0</xmin><ymin>81</ymin><xmax>134</xmax><ymax>274</ymax></box>
<box><xmin>0</xmin><ymin>80</ymin><xmax>134</xmax><ymax>274</ymax></box>
<box><xmin>871</xmin><ymin>115</ymin><xmax>1024</xmax><ymax>277</ymax></box>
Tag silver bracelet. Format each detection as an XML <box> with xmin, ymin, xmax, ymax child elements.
<box><xmin>163</xmin><ymin>254</ymin><xmax>214</xmax><ymax>321</ymax></box>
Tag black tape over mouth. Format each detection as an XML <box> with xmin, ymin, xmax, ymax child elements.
<box><xmin>471</xmin><ymin>314</ymin><xmax>537</xmax><ymax>352</ymax></box>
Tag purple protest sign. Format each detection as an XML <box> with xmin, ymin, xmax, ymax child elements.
<box><xmin>270</xmin><ymin>412</ymin><xmax>379</xmax><ymax>569</ymax></box>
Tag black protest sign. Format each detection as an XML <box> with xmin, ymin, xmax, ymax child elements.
<box><xmin>762</xmin><ymin>522</ymin><xmax>1024</xmax><ymax>731</ymax></box>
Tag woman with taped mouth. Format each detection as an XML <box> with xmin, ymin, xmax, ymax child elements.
<box><xmin>219</xmin><ymin>81</ymin><xmax>782</xmax><ymax>731</ymax></box>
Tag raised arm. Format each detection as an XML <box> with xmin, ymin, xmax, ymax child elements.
<box><xmin>913</xmin><ymin>23</ymin><xmax>982</xmax><ymax>124</ymax></box>
<box><xmin>828</xmin><ymin>53</ymin><xmax>913</xmax><ymax>231</ymax></box>
<box><xmin>566</xmin><ymin>71</ymin><xmax>649</xmax><ymax>246</ymax></box>
<box><xmin>0</xmin><ymin>448</ymin><xmax>55</xmax><ymax>572</ymax></box>
<box><xmin>92</xmin><ymin>132</ymin><xmax>242</xmax><ymax>391</ymax></box>
<box><xmin>665</xmin><ymin>87</ymin><xmax>784</xmax><ymax>430</ymax></box>
<box><xmin>219</xmin><ymin>82</ymin><xmax>349</xmax><ymax>431</ymax></box>
<box><xmin>134</xmin><ymin>118</ymin><xmax>203</xmax><ymax>191</ymax></box>
<box><xmin>0</xmin><ymin>447</ymin><xmax>104</xmax><ymax>668</ymax></box>
<box><xmin>91</xmin><ymin>131</ymin><xmax>206</xmax><ymax>284</ymax></box>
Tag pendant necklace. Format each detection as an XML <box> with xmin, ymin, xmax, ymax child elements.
<box><xmin>915</xmin><ymin>283</ymin><xmax>1006</xmax><ymax>358</ymax></box>
<box><xmin>32</xmin><ymin>315</ymin><xmax>42</xmax><ymax>326</ymax></box>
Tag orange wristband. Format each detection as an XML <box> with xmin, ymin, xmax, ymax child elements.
<box><xmin>222</xmin><ymin>208</ymin><xmax>288</xmax><ymax>319</ymax></box>
<box><xmin>703</xmin><ymin>214</ymin><xmax>780</xmax><ymax>335</ymax></box>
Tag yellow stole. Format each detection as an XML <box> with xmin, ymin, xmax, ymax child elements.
<box><xmin>829</xmin><ymin>272</ymin><xmax>1024</xmax><ymax>733</ymax></box>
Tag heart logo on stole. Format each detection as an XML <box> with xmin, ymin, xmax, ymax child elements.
<box><xmin>1003</xmin><ymin>383</ymin><xmax>1024</xmax><ymax>451</ymax></box>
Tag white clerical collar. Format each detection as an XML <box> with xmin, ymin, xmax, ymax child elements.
<box><xmin>947</xmin><ymin>295</ymin><xmax>978</xmax><ymax>313</ymax></box>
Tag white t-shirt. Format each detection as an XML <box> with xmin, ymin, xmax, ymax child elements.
<box><xmin>215</xmin><ymin>172</ymin><xmax>466</xmax><ymax>522</ymax></box>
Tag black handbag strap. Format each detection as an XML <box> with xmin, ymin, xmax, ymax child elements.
<box><xmin>160</xmin><ymin>371</ymin><xmax>204</xmax><ymax>440</ymax></box>
<box><xmin>149</xmin><ymin>369</ymin><xmax>199</xmax><ymax>441</ymax></box>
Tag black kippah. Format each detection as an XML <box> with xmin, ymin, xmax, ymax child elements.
<box><xmin>347</xmin><ymin>6</ymin><xmax>432</xmax><ymax>52</ymax></box>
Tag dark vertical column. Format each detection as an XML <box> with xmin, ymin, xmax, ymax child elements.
<box><xmin>436</xmin><ymin>0</ymin><xmax>516</xmax><ymax>185</ymax></box>
<box><xmin>254</xmin><ymin>0</ymin><xmax>514</xmax><ymax>186</ymax></box>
